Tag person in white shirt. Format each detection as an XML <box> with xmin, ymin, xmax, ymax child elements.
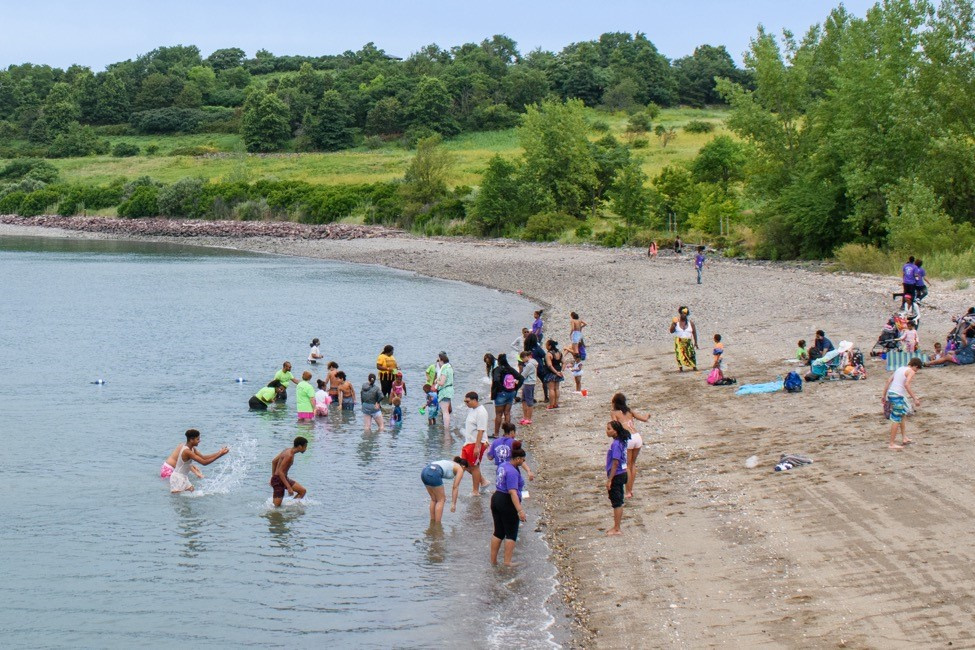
<box><xmin>460</xmin><ymin>392</ymin><xmax>491</xmax><ymax>496</ymax></box>
<box><xmin>308</xmin><ymin>338</ymin><xmax>323</xmax><ymax>362</ymax></box>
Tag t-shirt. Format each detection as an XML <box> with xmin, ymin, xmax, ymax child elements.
<box><xmin>605</xmin><ymin>439</ymin><xmax>628</xmax><ymax>476</ymax></box>
<box><xmin>426</xmin><ymin>391</ymin><xmax>439</xmax><ymax>409</ymax></box>
<box><xmin>495</xmin><ymin>461</ymin><xmax>525</xmax><ymax>499</ymax></box>
<box><xmin>532</xmin><ymin>317</ymin><xmax>543</xmax><ymax>338</ymax></box>
<box><xmin>308</xmin><ymin>345</ymin><xmax>320</xmax><ymax>360</ymax></box>
<box><xmin>695</xmin><ymin>253</ymin><xmax>706</xmax><ymax>269</ymax></box>
<box><xmin>815</xmin><ymin>337</ymin><xmax>834</xmax><ymax>353</ymax></box>
<box><xmin>295</xmin><ymin>380</ymin><xmax>315</xmax><ymax>413</ymax></box>
<box><xmin>916</xmin><ymin>267</ymin><xmax>926</xmax><ymax>286</ymax></box>
<box><xmin>314</xmin><ymin>389</ymin><xmax>329</xmax><ymax>404</ymax></box>
<box><xmin>376</xmin><ymin>353</ymin><xmax>397</xmax><ymax>379</ymax></box>
<box><xmin>488</xmin><ymin>437</ymin><xmax>514</xmax><ymax>466</ymax></box>
<box><xmin>796</xmin><ymin>347</ymin><xmax>808</xmax><ymax>360</ymax></box>
<box><xmin>464</xmin><ymin>404</ymin><xmax>488</xmax><ymax>444</ymax></box>
<box><xmin>425</xmin><ymin>364</ymin><xmax>438</xmax><ymax>385</ymax></box>
<box><xmin>432</xmin><ymin>459</ymin><xmax>456</xmax><ymax>479</ymax></box>
<box><xmin>521</xmin><ymin>358</ymin><xmax>538</xmax><ymax>385</ymax></box>
<box><xmin>902</xmin><ymin>263</ymin><xmax>917</xmax><ymax>285</ymax></box>
<box><xmin>437</xmin><ymin>363</ymin><xmax>454</xmax><ymax>400</ymax></box>
<box><xmin>274</xmin><ymin>369</ymin><xmax>294</xmax><ymax>390</ymax></box>
<box><xmin>255</xmin><ymin>386</ymin><xmax>277</xmax><ymax>403</ymax></box>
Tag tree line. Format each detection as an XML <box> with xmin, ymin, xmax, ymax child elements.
<box><xmin>0</xmin><ymin>34</ymin><xmax>748</xmax><ymax>156</ymax></box>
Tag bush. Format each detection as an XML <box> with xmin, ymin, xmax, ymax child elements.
<box><xmin>118</xmin><ymin>185</ymin><xmax>159</xmax><ymax>218</ymax></box>
<box><xmin>833</xmin><ymin>243</ymin><xmax>898</xmax><ymax>275</ymax></box>
<box><xmin>522</xmin><ymin>212</ymin><xmax>576</xmax><ymax>242</ymax></box>
<box><xmin>57</xmin><ymin>184</ymin><xmax>125</xmax><ymax>216</ymax></box>
<box><xmin>112</xmin><ymin>142</ymin><xmax>140</xmax><ymax>157</ymax></box>
<box><xmin>145</xmin><ymin>144</ymin><xmax>161</xmax><ymax>156</ymax></box>
<box><xmin>631</xmin><ymin>138</ymin><xmax>649</xmax><ymax>149</ymax></box>
<box><xmin>645</xmin><ymin>102</ymin><xmax>662</xmax><ymax>120</ymax></box>
<box><xmin>19</xmin><ymin>189</ymin><xmax>60</xmax><ymax>216</ymax></box>
<box><xmin>0</xmin><ymin>158</ymin><xmax>60</xmax><ymax>183</ymax></box>
<box><xmin>575</xmin><ymin>223</ymin><xmax>593</xmax><ymax>238</ymax></box>
<box><xmin>158</xmin><ymin>177</ymin><xmax>205</xmax><ymax>218</ymax></box>
<box><xmin>684</xmin><ymin>120</ymin><xmax>716</xmax><ymax>134</ymax></box>
<box><xmin>0</xmin><ymin>191</ymin><xmax>27</xmax><ymax>214</ymax></box>
<box><xmin>168</xmin><ymin>145</ymin><xmax>219</xmax><ymax>156</ymax></box>
<box><xmin>589</xmin><ymin>119</ymin><xmax>611</xmax><ymax>133</ymax></box>
<box><xmin>363</xmin><ymin>135</ymin><xmax>384</xmax><ymax>150</ymax></box>
<box><xmin>48</xmin><ymin>124</ymin><xmax>110</xmax><ymax>158</ymax></box>
<box><xmin>130</xmin><ymin>108</ymin><xmax>206</xmax><ymax>134</ymax></box>
<box><xmin>233</xmin><ymin>199</ymin><xmax>272</xmax><ymax>221</ymax></box>
<box><xmin>596</xmin><ymin>224</ymin><xmax>630</xmax><ymax>247</ymax></box>
<box><xmin>626</xmin><ymin>112</ymin><xmax>653</xmax><ymax>133</ymax></box>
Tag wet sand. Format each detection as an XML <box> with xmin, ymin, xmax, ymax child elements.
<box><xmin>5</xmin><ymin>218</ymin><xmax>975</xmax><ymax>648</ymax></box>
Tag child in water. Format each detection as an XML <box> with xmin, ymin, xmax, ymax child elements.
<box><xmin>391</xmin><ymin>371</ymin><xmax>407</xmax><ymax>400</ymax></box>
<box><xmin>314</xmin><ymin>379</ymin><xmax>330</xmax><ymax>416</ymax></box>
<box><xmin>423</xmin><ymin>383</ymin><xmax>439</xmax><ymax>424</ymax></box>
<box><xmin>391</xmin><ymin>396</ymin><xmax>403</xmax><ymax>425</ymax></box>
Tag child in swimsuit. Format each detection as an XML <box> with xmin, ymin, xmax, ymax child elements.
<box><xmin>391</xmin><ymin>396</ymin><xmax>403</xmax><ymax>425</ymax></box>
<box><xmin>314</xmin><ymin>379</ymin><xmax>331</xmax><ymax>416</ymax></box>
<box><xmin>391</xmin><ymin>372</ymin><xmax>406</xmax><ymax>400</ymax></box>
<box><xmin>423</xmin><ymin>383</ymin><xmax>439</xmax><ymax>424</ymax></box>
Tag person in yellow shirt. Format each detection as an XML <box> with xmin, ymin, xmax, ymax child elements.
<box><xmin>376</xmin><ymin>344</ymin><xmax>398</xmax><ymax>399</ymax></box>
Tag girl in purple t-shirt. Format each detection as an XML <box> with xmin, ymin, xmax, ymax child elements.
<box><xmin>605</xmin><ymin>421</ymin><xmax>631</xmax><ymax>536</ymax></box>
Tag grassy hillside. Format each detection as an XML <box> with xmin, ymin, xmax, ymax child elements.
<box><xmin>47</xmin><ymin>107</ymin><xmax>728</xmax><ymax>187</ymax></box>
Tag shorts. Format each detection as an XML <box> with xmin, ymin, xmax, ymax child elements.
<box><xmin>608</xmin><ymin>472</ymin><xmax>627</xmax><ymax>508</ymax></box>
<box><xmin>421</xmin><ymin>465</ymin><xmax>445</xmax><ymax>487</ymax></box>
<box><xmin>249</xmin><ymin>396</ymin><xmax>268</xmax><ymax>410</ymax></box>
<box><xmin>495</xmin><ymin>390</ymin><xmax>516</xmax><ymax>407</ymax></box>
<box><xmin>491</xmin><ymin>491</ymin><xmax>520</xmax><ymax>541</ymax></box>
<box><xmin>341</xmin><ymin>399</ymin><xmax>355</xmax><ymax>411</ymax></box>
<box><xmin>626</xmin><ymin>433</ymin><xmax>643</xmax><ymax>450</ymax></box>
<box><xmin>362</xmin><ymin>404</ymin><xmax>381</xmax><ymax>416</ymax></box>
<box><xmin>160</xmin><ymin>462</ymin><xmax>174</xmax><ymax>479</ymax></box>
<box><xmin>298</xmin><ymin>411</ymin><xmax>314</xmax><ymax>420</ymax></box>
<box><xmin>522</xmin><ymin>384</ymin><xmax>535</xmax><ymax>407</ymax></box>
<box><xmin>270</xmin><ymin>475</ymin><xmax>291</xmax><ymax>499</ymax></box>
<box><xmin>314</xmin><ymin>404</ymin><xmax>329</xmax><ymax>416</ymax></box>
<box><xmin>571</xmin><ymin>330</ymin><xmax>583</xmax><ymax>344</ymax></box>
<box><xmin>170</xmin><ymin>472</ymin><xmax>192</xmax><ymax>493</ymax></box>
<box><xmin>461</xmin><ymin>442</ymin><xmax>486</xmax><ymax>466</ymax></box>
<box><xmin>887</xmin><ymin>392</ymin><xmax>909</xmax><ymax>423</ymax></box>
<box><xmin>426</xmin><ymin>405</ymin><xmax>439</xmax><ymax>420</ymax></box>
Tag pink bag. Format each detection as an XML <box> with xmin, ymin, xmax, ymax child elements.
<box><xmin>706</xmin><ymin>368</ymin><xmax>722</xmax><ymax>385</ymax></box>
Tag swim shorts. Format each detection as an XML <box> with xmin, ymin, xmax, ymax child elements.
<box><xmin>270</xmin><ymin>475</ymin><xmax>292</xmax><ymax>499</ymax></box>
<box><xmin>491</xmin><ymin>491</ymin><xmax>520</xmax><ymax>541</ymax></box>
<box><xmin>608</xmin><ymin>472</ymin><xmax>627</xmax><ymax>508</ymax></box>
<box><xmin>522</xmin><ymin>384</ymin><xmax>535</xmax><ymax>407</ymax></box>
<box><xmin>571</xmin><ymin>330</ymin><xmax>583</xmax><ymax>344</ymax></box>
<box><xmin>341</xmin><ymin>400</ymin><xmax>355</xmax><ymax>411</ymax></box>
<box><xmin>626</xmin><ymin>432</ymin><xmax>643</xmax><ymax>450</ymax></box>
<box><xmin>160</xmin><ymin>462</ymin><xmax>174</xmax><ymax>479</ymax></box>
<box><xmin>249</xmin><ymin>396</ymin><xmax>268</xmax><ymax>410</ymax></box>
<box><xmin>297</xmin><ymin>411</ymin><xmax>314</xmax><ymax>420</ymax></box>
<box><xmin>887</xmin><ymin>392</ymin><xmax>909</xmax><ymax>423</ymax></box>
<box><xmin>461</xmin><ymin>442</ymin><xmax>486</xmax><ymax>466</ymax></box>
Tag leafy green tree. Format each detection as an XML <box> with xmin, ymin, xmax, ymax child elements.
<box><xmin>691</xmin><ymin>136</ymin><xmax>746</xmax><ymax>189</ymax></box>
<box><xmin>307</xmin><ymin>90</ymin><xmax>354</xmax><ymax>151</ymax></box>
<box><xmin>217</xmin><ymin>66</ymin><xmax>251</xmax><ymax>89</ymax></box>
<box><xmin>174</xmin><ymin>84</ymin><xmax>203</xmax><ymax>108</ymax></box>
<box><xmin>134</xmin><ymin>73</ymin><xmax>183</xmax><ymax>111</ymax></box>
<box><xmin>470</xmin><ymin>155</ymin><xmax>524</xmax><ymax>235</ymax></box>
<box><xmin>400</xmin><ymin>135</ymin><xmax>453</xmax><ymax>216</ymax></box>
<box><xmin>591</xmin><ymin>134</ymin><xmax>631</xmax><ymax>211</ymax></box>
<box><xmin>674</xmin><ymin>45</ymin><xmax>746</xmax><ymax>107</ymax></box>
<box><xmin>653</xmin><ymin>164</ymin><xmax>699</xmax><ymax>229</ymax></box>
<box><xmin>186</xmin><ymin>66</ymin><xmax>217</xmax><ymax>100</ymax></box>
<box><xmin>501</xmin><ymin>67</ymin><xmax>550</xmax><ymax>111</ymax></box>
<box><xmin>118</xmin><ymin>184</ymin><xmax>159</xmax><ymax>217</ymax></box>
<box><xmin>93</xmin><ymin>72</ymin><xmax>131</xmax><ymax>124</ymax></box>
<box><xmin>47</xmin><ymin>123</ymin><xmax>109</xmax><ymax>157</ymax></box>
<box><xmin>610</xmin><ymin>161</ymin><xmax>651</xmax><ymax>234</ymax></box>
<box><xmin>518</xmin><ymin>99</ymin><xmax>597</xmax><ymax>217</ymax></box>
<box><xmin>206</xmin><ymin>47</ymin><xmax>246</xmax><ymax>71</ymax></box>
<box><xmin>240</xmin><ymin>90</ymin><xmax>291</xmax><ymax>152</ymax></box>
<box><xmin>158</xmin><ymin>177</ymin><xmax>205</xmax><ymax>217</ymax></box>
<box><xmin>406</xmin><ymin>76</ymin><xmax>458</xmax><ymax>135</ymax></box>
<box><xmin>365</xmin><ymin>96</ymin><xmax>403</xmax><ymax>135</ymax></box>
<box><xmin>29</xmin><ymin>82</ymin><xmax>79</xmax><ymax>143</ymax></box>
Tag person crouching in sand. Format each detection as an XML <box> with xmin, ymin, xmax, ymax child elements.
<box><xmin>605</xmin><ymin>421</ymin><xmax>631</xmax><ymax>535</ymax></box>
<box><xmin>169</xmin><ymin>429</ymin><xmax>229</xmax><ymax>493</ymax></box>
<box><xmin>270</xmin><ymin>437</ymin><xmax>308</xmax><ymax>506</ymax></box>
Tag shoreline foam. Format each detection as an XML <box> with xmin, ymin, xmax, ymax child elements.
<box><xmin>4</xmin><ymin>219</ymin><xmax>975</xmax><ymax>647</ymax></box>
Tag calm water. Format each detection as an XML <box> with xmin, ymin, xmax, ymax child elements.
<box><xmin>0</xmin><ymin>236</ymin><xmax>563</xmax><ymax>648</ymax></box>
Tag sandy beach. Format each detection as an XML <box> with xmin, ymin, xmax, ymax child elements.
<box><xmin>6</xmin><ymin>217</ymin><xmax>975</xmax><ymax>648</ymax></box>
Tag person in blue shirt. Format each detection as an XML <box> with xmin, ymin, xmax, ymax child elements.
<box><xmin>694</xmin><ymin>246</ymin><xmax>707</xmax><ymax>284</ymax></box>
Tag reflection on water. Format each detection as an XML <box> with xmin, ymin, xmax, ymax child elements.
<box><xmin>0</xmin><ymin>235</ymin><xmax>562</xmax><ymax>648</ymax></box>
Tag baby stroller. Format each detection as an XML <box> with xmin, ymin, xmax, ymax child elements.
<box><xmin>870</xmin><ymin>315</ymin><xmax>907</xmax><ymax>357</ymax></box>
<box><xmin>947</xmin><ymin>311</ymin><xmax>975</xmax><ymax>351</ymax></box>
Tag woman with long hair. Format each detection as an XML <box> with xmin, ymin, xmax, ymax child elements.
<box><xmin>611</xmin><ymin>393</ymin><xmax>650</xmax><ymax>499</ymax></box>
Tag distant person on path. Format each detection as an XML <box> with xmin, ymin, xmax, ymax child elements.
<box><xmin>308</xmin><ymin>338</ymin><xmax>323</xmax><ymax>362</ymax></box>
<box><xmin>250</xmin><ymin>380</ymin><xmax>286</xmax><ymax>410</ymax></box>
<box><xmin>169</xmin><ymin>429</ymin><xmax>230</xmax><ymax>493</ymax></box>
<box><xmin>490</xmin><ymin>353</ymin><xmax>524</xmax><ymax>438</ymax></box>
<box><xmin>420</xmin><ymin>457</ymin><xmax>469</xmax><ymax>523</ymax></box>
<box><xmin>568</xmin><ymin>311</ymin><xmax>587</xmax><ymax>357</ymax></box>
<box><xmin>270</xmin><ymin>437</ymin><xmax>308</xmax><ymax>506</ymax></box>
<box><xmin>673</xmin><ymin>236</ymin><xmax>683</xmax><ymax>256</ymax></box>
<box><xmin>670</xmin><ymin>306</ymin><xmax>698</xmax><ymax>372</ymax></box>
<box><xmin>544</xmin><ymin>340</ymin><xmax>565</xmax><ymax>409</ymax></box>
<box><xmin>272</xmin><ymin>361</ymin><xmax>299</xmax><ymax>401</ymax></box>
<box><xmin>694</xmin><ymin>246</ymin><xmax>707</xmax><ymax>284</ymax></box>
<box><xmin>490</xmin><ymin>447</ymin><xmax>528</xmax><ymax>567</ymax></box>
<box><xmin>610</xmin><ymin>393</ymin><xmax>650</xmax><ymax>499</ymax></box>
<box><xmin>461</xmin><ymin>392</ymin><xmax>491</xmax><ymax>495</ymax></box>
<box><xmin>435</xmin><ymin>352</ymin><xmax>454</xmax><ymax>432</ymax></box>
<box><xmin>882</xmin><ymin>358</ymin><xmax>922</xmax><ymax>450</ymax></box>
<box><xmin>314</xmin><ymin>379</ymin><xmax>330</xmax><ymax>416</ymax></box>
<box><xmin>648</xmin><ymin>240</ymin><xmax>658</xmax><ymax>259</ymax></box>
<box><xmin>605</xmin><ymin>421</ymin><xmax>631</xmax><ymax>536</ymax></box>
<box><xmin>376</xmin><ymin>345</ymin><xmax>398</xmax><ymax>399</ymax></box>
<box><xmin>361</xmin><ymin>373</ymin><xmax>385</xmax><ymax>433</ymax></box>
<box><xmin>901</xmin><ymin>256</ymin><xmax>918</xmax><ymax>306</ymax></box>
<box><xmin>518</xmin><ymin>350</ymin><xmax>537</xmax><ymax>425</ymax></box>
<box><xmin>296</xmin><ymin>371</ymin><xmax>315</xmax><ymax>420</ymax></box>
<box><xmin>335</xmin><ymin>371</ymin><xmax>355</xmax><ymax>410</ymax></box>
<box><xmin>915</xmin><ymin>259</ymin><xmax>928</xmax><ymax>302</ymax></box>
<box><xmin>531</xmin><ymin>310</ymin><xmax>544</xmax><ymax>342</ymax></box>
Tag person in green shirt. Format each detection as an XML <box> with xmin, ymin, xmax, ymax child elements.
<box><xmin>796</xmin><ymin>339</ymin><xmax>809</xmax><ymax>363</ymax></box>
<box><xmin>272</xmin><ymin>361</ymin><xmax>299</xmax><ymax>401</ymax></box>
<box><xmin>250</xmin><ymin>381</ymin><xmax>286</xmax><ymax>410</ymax></box>
<box><xmin>296</xmin><ymin>371</ymin><xmax>315</xmax><ymax>420</ymax></box>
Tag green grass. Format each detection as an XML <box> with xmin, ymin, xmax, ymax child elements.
<box><xmin>31</xmin><ymin>107</ymin><xmax>727</xmax><ymax>187</ymax></box>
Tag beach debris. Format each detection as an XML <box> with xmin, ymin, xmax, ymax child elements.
<box><xmin>774</xmin><ymin>453</ymin><xmax>813</xmax><ymax>472</ymax></box>
<box><xmin>235</xmin><ymin>377</ymin><xmax>247</xmax><ymax>383</ymax></box>
<box><xmin>744</xmin><ymin>455</ymin><xmax>759</xmax><ymax>469</ymax></box>
<box><xmin>91</xmin><ymin>379</ymin><xmax>106</xmax><ymax>385</ymax></box>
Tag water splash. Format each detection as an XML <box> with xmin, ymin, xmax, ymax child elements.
<box><xmin>188</xmin><ymin>432</ymin><xmax>258</xmax><ymax>497</ymax></box>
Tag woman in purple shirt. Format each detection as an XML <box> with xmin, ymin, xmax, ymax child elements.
<box><xmin>914</xmin><ymin>259</ymin><xmax>927</xmax><ymax>302</ymax></box>
<box><xmin>605</xmin><ymin>421</ymin><xmax>631</xmax><ymax>536</ymax></box>
<box><xmin>490</xmin><ymin>447</ymin><xmax>528</xmax><ymax>567</ymax></box>
<box><xmin>901</xmin><ymin>256</ymin><xmax>917</xmax><ymax>306</ymax></box>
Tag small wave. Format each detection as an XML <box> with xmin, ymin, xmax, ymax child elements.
<box><xmin>187</xmin><ymin>432</ymin><xmax>258</xmax><ymax>497</ymax></box>
<box><xmin>260</xmin><ymin>497</ymin><xmax>320</xmax><ymax>511</ymax></box>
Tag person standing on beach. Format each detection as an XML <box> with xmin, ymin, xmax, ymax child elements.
<box><xmin>648</xmin><ymin>240</ymin><xmax>658</xmax><ymax>259</ymax></box>
<box><xmin>669</xmin><ymin>306</ymin><xmax>698</xmax><ymax>371</ymax></box>
<box><xmin>518</xmin><ymin>350</ymin><xmax>537</xmax><ymax>425</ymax></box>
<box><xmin>568</xmin><ymin>312</ymin><xmax>587</xmax><ymax>357</ymax></box>
<box><xmin>673</xmin><ymin>236</ymin><xmax>683</xmax><ymax>256</ymax></box>
<box><xmin>490</xmin><ymin>447</ymin><xmax>528</xmax><ymax>567</ymax></box>
<box><xmin>914</xmin><ymin>259</ymin><xmax>928</xmax><ymax>302</ymax></box>
<box><xmin>605</xmin><ymin>421</ymin><xmax>631</xmax><ymax>535</ymax></box>
<box><xmin>490</xmin><ymin>354</ymin><xmax>524</xmax><ymax>438</ymax></box>
<box><xmin>169</xmin><ymin>429</ymin><xmax>230</xmax><ymax>493</ymax></box>
<box><xmin>901</xmin><ymin>256</ymin><xmax>918</xmax><ymax>306</ymax></box>
<box><xmin>531</xmin><ymin>310</ymin><xmax>544</xmax><ymax>342</ymax></box>
<box><xmin>461</xmin><ymin>392</ymin><xmax>491</xmax><ymax>495</ymax></box>
<box><xmin>420</xmin><ymin>457</ymin><xmax>469</xmax><ymax>523</ymax></box>
<box><xmin>272</xmin><ymin>361</ymin><xmax>299</xmax><ymax>401</ymax></box>
<box><xmin>361</xmin><ymin>373</ymin><xmax>385</xmax><ymax>433</ymax></box>
<box><xmin>296</xmin><ymin>371</ymin><xmax>315</xmax><ymax>420</ymax></box>
<box><xmin>270</xmin><ymin>437</ymin><xmax>308</xmax><ymax>506</ymax></box>
<box><xmin>435</xmin><ymin>352</ymin><xmax>454</xmax><ymax>433</ymax></box>
<box><xmin>694</xmin><ymin>246</ymin><xmax>707</xmax><ymax>284</ymax></box>
<box><xmin>544</xmin><ymin>340</ymin><xmax>565</xmax><ymax>409</ymax></box>
<box><xmin>610</xmin><ymin>394</ymin><xmax>649</xmax><ymax>499</ymax></box>
<box><xmin>525</xmin><ymin>333</ymin><xmax>548</xmax><ymax>404</ymax></box>
<box><xmin>376</xmin><ymin>345</ymin><xmax>398</xmax><ymax>399</ymax></box>
<box><xmin>882</xmin><ymin>358</ymin><xmax>922</xmax><ymax>450</ymax></box>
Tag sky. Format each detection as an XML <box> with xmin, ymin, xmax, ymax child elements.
<box><xmin>1</xmin><ymin>0</ymin><xmax>878</xmax><ymax>70</ymax></box>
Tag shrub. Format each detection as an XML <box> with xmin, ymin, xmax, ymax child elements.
<box><xmin>0</xmin><ymin>158</ymin><xmax>60</xmax><ymax>183</ymax></box>
<box><xmin>19</xmin><ymin>189</ymin><xmax>60</xmax><ymax>216</ymax></box>
<box><xmin>596</xmin><ymin>224</ymin><xmax>630</xmax><ymax>247</ymax></box>
<box><xmin>589</xmin><ymin>119</ymin><xmax>611</xmax><ymax>133</ymax></box>
<box><xmin>626</xmin><ymin>112</ymin><xmax>653</xmax><ymax>133</ymax></box>
<box><xmin>833</xmin><ymin>243</ymin><xmax>898</xmax><ymax>275</ymax></box>
<box><xmin>118</xmin><ymin>185</ymin><xmax>159</xmax><ymax>218</ymax></box>
<box><xmin>57</xmin><ymin>184</ymin><xmax>124</xmax><ymax>216</ymax></box>
<box><xmin>233</xmin><ymin>199</ymin><xmax>272</xmax><ymax>221</ymax></box>
<box><xmin>522</xmin><ymin>212</ymin><xmax>575</xmax><ymax>242</ymax></box>
<box><xmin>168</xmin><ymin>145</ymin><xmax>220</xmax><ymax>156</ymax></box>
<box><xmin>0</xmin><ymin>191</ymin><xmax>27</xmax><ymax>214</ymax></box>
<box><xmin>158</xmin><ymin>177</ymin><xmax>205</xmax><ymax>218</ymax></box>
<box><xmin>363</xmin><ymin>135</ymin><xmax>384</xmax><ymax>150</ymax></box>
<box><xmin>130</xmin><ymin>108</ymin><xmax>206</xmax><ymax>134</ymax></box>
<box><xmin>631</xmin><ymin>138</ymin><xmax>649</xmax><ymax>149</ymax></box>
<box><xmin>48</xmin><ymin>124</ymin><xmax>110</xmax><ymax>158</ymax></box>
<box><xmin>575</xmin><ymin>223</ymin><xmax>593</xmax><ymax>238</ymax></box>
<box><xmin>112</xmin><ymin>142</ymin><xmax>140</xmax><ymax>157</ymax></box>
<box><xmin>684</xmin><ymin>120</ymin><xmax>715</xmax><ymax>134</ymax></box>
<box><xmin>145</xmin><ymin>144</ymin><xmax>160</xmax><ymax>156</ymax></box>
<box><xmin>645</xmin><ymin>102</ymin><xmax>662</xmax><ymax>120</ymax></box>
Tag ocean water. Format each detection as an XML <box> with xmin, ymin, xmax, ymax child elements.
<box><xmin>0</xmin><ymin>236</ymin><xmax>563</xmax><ymax>648</ymax></box>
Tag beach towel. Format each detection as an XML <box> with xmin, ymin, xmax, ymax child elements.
<box><xmin>735</xmin><ymin>379</ymin><xmax>783</xmax><ymax>395</ymax></box>
<box><xmin>885</xmin><ymin>350</ymin><xmax>928</xmax><ymax>371</ymax></box>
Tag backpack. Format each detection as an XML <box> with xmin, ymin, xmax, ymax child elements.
<box><xmin>503</xmin><ymin>373</ymin><xmax>517</xmax><ymax>390</ymax></box>
<box><xmin>706</xmin><ymin>368</ymin><xmax>722</xmax><ymax>385</ymax></box>
<box><xmin>784</xmin><ymin>371</ymin><xmax>803</xmax><ymax>393</ymax></box>
<box><xmin>578</xmin><ymin>342</ymin><xmax>587</xmax><ymax>361</ymax></box>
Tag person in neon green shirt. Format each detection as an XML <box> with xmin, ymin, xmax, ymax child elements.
<box><xmin>250</xmin><ymin>381</ymin><xmax>285</xmax><ymax>410</ymax></box>
<box><xmin>296</xmin><ymin>371</ymin><xmax>315</xmax><ymax>420</ymax></box>
<box><xmin>273</xmin><ymin>361</ymin><xmax>299</xmax><ymax>402</ymax></box>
